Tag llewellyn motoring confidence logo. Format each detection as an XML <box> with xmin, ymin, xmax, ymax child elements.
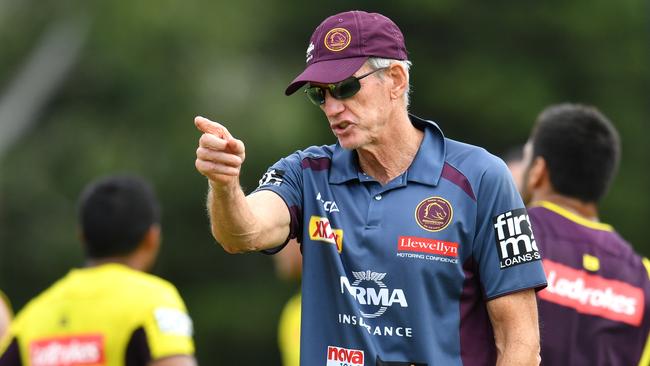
<box><xmin>493</xmin><ymin>208</ymin><xmax>540</xmax><ymax>269</ymax></box>
<box><xmin>415</xmin><ymin>197</ymin><xmax>453</xmax><ymax>232</ymax></box>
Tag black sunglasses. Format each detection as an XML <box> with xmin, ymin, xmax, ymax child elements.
<box><xmin>304</xmin><ymin>67</ymin><xmax>387</xmax><ymax>106</ymax></box>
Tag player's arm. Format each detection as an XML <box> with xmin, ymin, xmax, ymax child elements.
<box><xmin>0</xmin><ymin>291</ymin><xmax>12</xmax><ymax>340</ymax></box>
<box><xmin>150</xmin><ymin>355</ymin><xmax>197</xmax><ymax>366</ymax></box>
<box><xmin>195</xmin><ymin>116</ymin><xmax>290</xmax><ymax>253</ymax></box>
<box><xmin>0</xmin><ymin>338</ymin><xmax>21</xmax><ymax>366</ymax></box>
<box><xmin>486</xmin><ymin>289</ymin><xmax>541</xmax><ymax>366</ymax></box>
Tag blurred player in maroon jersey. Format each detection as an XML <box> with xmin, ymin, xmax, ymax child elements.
<box><xmin>520</xmin><ymin>103</ymin><xmax>650</xmax><ymax>365</ymax></box>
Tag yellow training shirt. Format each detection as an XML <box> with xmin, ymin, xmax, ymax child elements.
<box><xmin>278</xmin><ymin>292</ymin><xmax>300</xmax><ymax>366</ymax></box>
<box><xmin>0</xmin><ymin>263</ymin><xmax>194</xmax><ymax>366</ymax></box>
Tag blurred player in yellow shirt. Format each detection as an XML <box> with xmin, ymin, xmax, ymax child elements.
<box><xmin>0</xmin><ymin>175</ymin><xmax>197</xmax><ymax>366</ymax></box>
<box><xmin>0</xmin><ymin>290</ymin><xmax>12</xmax><ymax>341</ymax></box>
<box><xmin>273</xmin><ymin>240</ymin><xmax>301</xmax><ymax>366</ymax></box>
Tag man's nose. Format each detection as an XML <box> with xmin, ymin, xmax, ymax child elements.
<box><xmin>321</xmin><ymin>91</ymin><xmax>345</xmax><ymax>117</ymax></box>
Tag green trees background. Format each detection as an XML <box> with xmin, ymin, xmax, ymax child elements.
<box><xmin>1</xmin><ymin>0</ymin><xmax>648</xmax><ymax>364</ymax></box>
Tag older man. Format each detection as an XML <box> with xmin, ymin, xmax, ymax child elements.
<box><xmin>195</xmin><ymin>10</ymin><xmax>546</xmax><ymax>365</ymax></box>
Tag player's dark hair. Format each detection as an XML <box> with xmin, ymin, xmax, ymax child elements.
<box><xmin>78</xmin><ymin>175</ymin><xmax>160</xmax><ymax>258</ymax></box>
<box><xmin>530</xmin><ymin>103</ymin><xmax>620</xmax><ymax>203</ymax></box>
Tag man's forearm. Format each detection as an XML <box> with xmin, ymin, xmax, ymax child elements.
<box><xmin>488</xmin><ymin>289</ymin><xmax>541</xmax><ymax>366</ymax></box>
<box><xmin>206</xmin><ymin>180</ymin><xmax>263</xmax><ymax>253</ymax></box>
<box><xmin>495</xmin><ymin>339</ymin><xmax>540</xmax><ymax>366</ymax></box>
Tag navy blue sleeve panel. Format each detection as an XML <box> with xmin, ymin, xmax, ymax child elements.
<box><xmin>125</xmin><ymin>327</ymin><xmax>151</xmax><ymax>366</ymax></box>
<box><xmin>254</xmin><ymin>148</ymin><xmax>329</xmax><ymax>245</ymax></box>
<box><xmin>471</xmin><ymin>154</ymin><xmax>547</xmax><ymax>299</ymax></box>
<box><xmin>0</xmin><ymin>338</ymin><xmax>21</xmax><ymax>366</ymax></box>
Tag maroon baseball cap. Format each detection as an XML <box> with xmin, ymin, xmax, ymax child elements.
<box><xmin>285</xmin><ymin>10</ymin><xmax>408</xmax><ymax>96</ymax></box>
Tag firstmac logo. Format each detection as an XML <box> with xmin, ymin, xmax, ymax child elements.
<box><xmin>309</xmin><ymin>216</ymin><xmax>343</xmax><ymax>252</ymax></box>
<box><xmin>493</xmin><ymin>208</ymin><xmax>540</xmax><ymax>269</ymax></box>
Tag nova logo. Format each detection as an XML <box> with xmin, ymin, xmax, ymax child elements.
<box><xmin>327</xmin><ymin>345</ymin><xmax>364</xmax><ymax>366</ymax></box>
<box><xmin>30</xmin><ymin>334</ymin><xmax>105</xmax><ymax>366</ymax></box>
<box><xmin>309</xmin><ymin>216</ymin><xmax>343</xmax><ymax>252</ymax></box>
<box><xmin>493</xmin><ymin>208</ymin><xmax>540</xmax><ymax>269</ymax></box>
<box><xmin>341</xmin><ymin>270</ymin><xmax>408</xmax><ymax>319</ymax></box>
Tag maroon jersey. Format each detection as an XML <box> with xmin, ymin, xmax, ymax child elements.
<box><xmin>529</xmin><ymin>201</ymin><xmax>650</xmax><ymax>365</ymax></box>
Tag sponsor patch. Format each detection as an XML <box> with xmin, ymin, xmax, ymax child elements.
<box><xmin>324</xmin><ymin>27</ymin><xmax>351</xmax><ymax>52</ymax></box>
<box><xmin>338</xmin><ymin>271</ymin><xmax>413</xmax><ymax>338</ymax></box>
<box><xmin>493</xmin><ymin>208</ymin><xmax>540</xmax><ymax>269</ymax></box>
<box><xmin>341</xmin><ymin>270</ymin><xmax>408</xmax><ymax>319</ymax></box>
<box><xmin>309</xmin><ymin>216</ymin><xmax>343</xmax><ymax>252</ymax></box>
<box><xmin>154</xmin><ymin>307</ymin><xmax>193</xmax><ymax>336</ymax></box>
<box><xmin>539</xmin><ymin>259</ymin><xmax>644</xmax><ymax>326</ymax></box>
<box><xmin>258</xmin><ymin>169</ymin><xmax>284</xmax><ymax>187</ymax></box>
<box><xmin>316</xmin><ymin>192</ymin><xmax>339</xmax><ymax>213</ymax></box>
<box><xmin>397</xmin><ymin>236</ymin><xmax>458</xmax><ymax>257</ymax></box>
<box><xmin>415</xmin><ymin>197</ymin><xmax>453</xmax><ymax>232</ymax></box>
<box><xmin>30</xmin><ymin>334</ymin><xmax>104</xmax><ymax>366</ymax></box>
<box><xmin>583</xmin><ymin>254</ymin><xmax>600</xmax><ymax>272</ymax></box>
<box><xmin>327</xmin><ymin>345</ymin><xmax>364</xmax><ymax>366</ymax></box>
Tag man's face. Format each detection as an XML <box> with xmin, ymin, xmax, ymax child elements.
<box><xmin>519</xmin><ymin>141</ymin><xmax>535</xmax><ymax>205</ymax></box>
<box><xmin>312</xmin><ymin>65</ymin><xmax>392</xmax><ymax>150</ymax></box>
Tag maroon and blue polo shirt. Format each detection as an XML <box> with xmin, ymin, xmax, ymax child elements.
<box><xmin>256</xmin><ymin>115</ymin><xmax>547</xmax><ymax>365</ymax></box>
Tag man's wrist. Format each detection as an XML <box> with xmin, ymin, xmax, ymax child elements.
<box><xmin>208</xmin><ymin>178</ymin><xmax>240</xmax><ymax>197</ymax></box>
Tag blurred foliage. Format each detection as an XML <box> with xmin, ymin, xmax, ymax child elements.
<box><xmin>0</xmin><ymin>0</ymin><xmax>648</xmax><ymax>364</ymax></box>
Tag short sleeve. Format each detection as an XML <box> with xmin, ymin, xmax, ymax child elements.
<box><xmin>473</xmin><ymin>158</ymin><xmax>547</xmax><ymax>299</ymax></box>
<box><xmin>253</xmin><ymin>151</ymin><xmax>305</xmax><ymax>242</ymax></box>
<box><xmin>142</xmin><ymin>285</ymin><xmax>195</xmax><ymax>360</ymax></box>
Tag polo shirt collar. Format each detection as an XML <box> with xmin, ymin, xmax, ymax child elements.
<box><xmin>329</xmin><ymin>114</ymin><xmax>446</xmax><ymax>186</ymax></box>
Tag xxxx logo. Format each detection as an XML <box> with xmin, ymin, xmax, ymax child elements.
<box><xmin>309</xmin><ymin>216</ymin><xmax>343</xmax><ymax>252</ymax></box>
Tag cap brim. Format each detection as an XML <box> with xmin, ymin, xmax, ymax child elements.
<box><xmin>284</xmin><ymin>56</ymin><xmax>369</xmax><ymax>96</ymax></box>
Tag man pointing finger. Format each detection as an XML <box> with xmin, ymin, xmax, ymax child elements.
<box><xmin>195</xmin><ymin>10</ymin><xmax>547</xmax><ymax>365</ymax></box>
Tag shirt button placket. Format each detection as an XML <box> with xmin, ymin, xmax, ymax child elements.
<box><xmin>365</xmin><ymin>189</ymin><xmax>384</xmax><ymax>228</ymax></box>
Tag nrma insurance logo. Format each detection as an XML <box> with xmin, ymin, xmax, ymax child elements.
<box><xmin>493</xmin><ymin>208</ymin><xmax>540</xmax><ymax>269</ymax></box>
<box><xmin>338</xmin><ymin>270</ymin><xmax>413</xmax><ymax>338</ymax></box>
<box><xmin>341</xmin><ymin>270</ymin><xmax>408</xmax><ymax>318</ymax></box>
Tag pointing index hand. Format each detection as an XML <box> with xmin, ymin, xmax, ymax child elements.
<box><xmin>194</xmin><ymin>116</ymin><xmax>232</xmax><ymax>140</ymax></box>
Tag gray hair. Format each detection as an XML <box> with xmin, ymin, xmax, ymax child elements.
<box><xmin>368</xmin><ymin>57</ymin><xmax>413</xmax><ymax>107</ymax></box>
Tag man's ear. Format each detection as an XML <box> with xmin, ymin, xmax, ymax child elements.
<box><xmin>527</xmin><ymin>156</ymin><xmax>548</xmax><ymax>190</ymax></box>
<box><xmin>387</xmin><ymin>63</ymin><xmax>408</xmax><ymax>101</ymax></box>
<box><xmin>141</xmin><ymin>224</ymin><xmax>161</xmax><ymax>252</ymax></box>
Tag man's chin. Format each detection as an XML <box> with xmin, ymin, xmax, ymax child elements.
<box><xmin>337</xmin><ymin>139</ymin><xmax>360</xmax><ymax>150</ymax></box>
